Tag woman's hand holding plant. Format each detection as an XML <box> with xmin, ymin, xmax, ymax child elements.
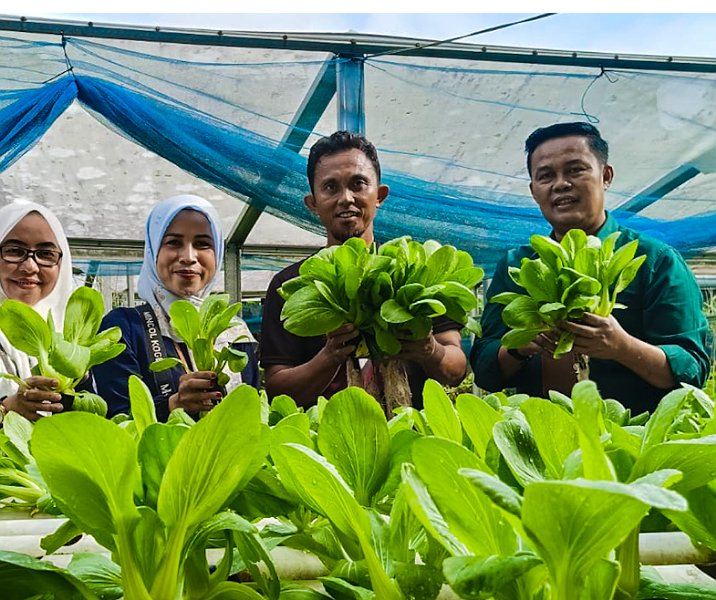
<box><xmin>168</xmin><ymin>370</ymin><xmax>223</xmax><ymax>413</ymax></box>
<box><xmin>3</xmin><ymin>376</ymin><xmax>63</xmax><ymax>421</ymax></box>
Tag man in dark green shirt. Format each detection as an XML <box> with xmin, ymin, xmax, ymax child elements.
<box><xmin>471</xmin><ymin>122</ymin><xmax>710</xmax><ymax>413</ymax></box>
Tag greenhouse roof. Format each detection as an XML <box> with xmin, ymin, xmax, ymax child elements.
<box><xmin>2</xmin><ymin>15</ymin><xmax>716</xmax><ymax>293</ymax></box>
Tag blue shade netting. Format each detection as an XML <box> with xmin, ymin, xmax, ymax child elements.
<box><xmin>2</xmin><ymin>33</ymin><xmax>716</xmax><ymax>275</ymax></box>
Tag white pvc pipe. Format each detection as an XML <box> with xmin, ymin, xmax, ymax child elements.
<box><xmin>640</xmin><ymin>532</ymin><xmax>716</xmax><ymax>566</ymax></box>
<box><xmin>1</xmin><ymin>514</ymin><xmax>715</xmax><ymax>595</ymax></box>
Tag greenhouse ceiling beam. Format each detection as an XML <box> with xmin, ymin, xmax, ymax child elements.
<box><xmin>225</xmin><ymin>58</ymin><xmax>337</xmax><ymax>251</ymax></box>
<box><xmin>68</xmin><ymin>238</ymin><xmax>321</xmax><ymax>261</ymax></box>
<box><xmin>68</xmin><ymin>237</ymin><xmax>145</xmax><ymax>259</ymax></box>
<box><xmin>4</xmin><ymin>16</ymin><xmax>716</xmax><ymax>74</ymax></box>
<box><xmin>617</xmin><ymin>165</ymin><xmax>700</xmax><ymax>213</ymax></box>
<box><xmin>242</xmin><ymin>245</ymin><xmax>323</xmax><ymax>260</ymax></box>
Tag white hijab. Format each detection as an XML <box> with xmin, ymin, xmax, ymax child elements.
<box><xmin>0</xmin><ymin>201</ymin><xmax>75</xmax><ymax>390</ymax></box>
<box><xmin>136</xmin><ymin>195</ymin><xmax>255</xmax><ymax>349</ymax></box>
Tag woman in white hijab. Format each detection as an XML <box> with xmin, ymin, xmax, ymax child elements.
<box><xmin>0</xmin><ymin>201</ymin><xmax>75</xmax><ymax>422</ymax></box>
<box><xmin>92</xmin><ymin>195</ymin><xmax>259</xmax><ymax>421</ymax></box>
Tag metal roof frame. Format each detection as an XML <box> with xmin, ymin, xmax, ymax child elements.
<box><xmin>3</xmin><ymin>15</ymin><xmax>716</xmax><ymax>73</ymax></box>
<box><xmin>617</xmin><ymin>165</ymin><xmax>701</xmax><ymax>213</ymax></box>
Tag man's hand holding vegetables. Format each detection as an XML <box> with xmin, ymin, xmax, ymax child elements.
<box><xmin>472</xmin><ymin>122</ymin><xmax>709</xmax><ymax>412</ymax></box>
<box><xmin>324</xmin><ymin>324</ymin><xmax>361</xmax><ymax>363</ymax></box>
<box><xmin>260</xmin><ymin>131</ymin><xmax>467</xmax><ymax>408</ymax></box>
<box><xmin>560</xmin><ymin>313</ymin><xmax>676</xmax><ymax>389</ymax></box>
<box><xmin>296</xmin><ymin>323</ymin><xmax>362</xmax><ymax>402</ymax></box>
<box><xmin>392</xmin><ymin>328</ymin><xmax>467</xmax><ymax>385</ymax></box>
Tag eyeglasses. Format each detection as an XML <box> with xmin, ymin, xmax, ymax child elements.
<box><xmin>0</xmin><ymin>245</ymin><xmax>63</xmax><ymax>267</ymax></box>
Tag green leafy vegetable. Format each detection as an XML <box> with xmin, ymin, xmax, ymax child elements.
<box><xmin>31</xmin><ymin>384</ymin><xmax>268</xmax><ymax>599</ymax></box>
<box><xmin>279</xmin><ymin>237</ymin><xmax>483</xmax><ymax>358</ymax></box>
<box><xmin>0</xmin><ymin>550</ymin><xmax>98</xmax><ymax>599</ymax></box>
<box><xmin>492</xmin><ymin>229</ymin><xmax>646</xmax><ymax>357</ymax></box>
<box><xmin>149</xmin><ymin>293</ymin><xmax>248</xmax><ymax>387</ymax></box>
<box><xmin>0</xmin><ymin>286</ymin><xmax>126</xmax><ymax>415</ymax></box>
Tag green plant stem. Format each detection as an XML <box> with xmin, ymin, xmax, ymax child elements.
<box><xmin>0</xmin><ymin>483</ymin><xmax>42</xmax><ymax>504</ymax></box>
<box><xmin>0</xmin><ymin>468</ymin><xmax>42</xmax><ymax>488</ymax></box>
<box><xmin>609</xmin><ymin>287</ymin><xmax>621</xmax><ymax>315</ymax></box>
<box><xmin>37</xmin><ymin>350</ymin><xmax>69</xmax><ymax>391</ymax></box>
<box><xmin>554</xmin><ymin>565</ymin><xmax>581</xmax><ymax>600</ymax></box>
<box><xmin>615</xmin><ymin>526</ymin><xmax>640</xmax><ymax>600</ymax></box>
<box><xmin>117</xmin><ymin>524</ymin><xmax>153</xmax><ymax>600</ymax></box>
<box><xmin>0</xmin><ymin>469</ymin><xmax>44</xmax><ymax>504</ymax></box>
<box><xmin>355</xmin><ymin>525</ymin><xmax>404</xmax><ymax>600</ymax></box>
<box><xmin>597</xmin><ymin>288</ymin><xmax>611</xmax><ymax>317</ymax></box>
<box><xmin>150</xmin><ymin>527</ymin><xmax>187</xmax><ymax>600</ymax></box>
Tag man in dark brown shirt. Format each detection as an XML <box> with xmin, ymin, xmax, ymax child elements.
<box><xmin>260</xmin><ymin>131</ymin><xmax>467</xmax><ymax>408</ymax></box>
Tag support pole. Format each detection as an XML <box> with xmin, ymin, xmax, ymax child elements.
<box><xmin>336</xmin><ymin>55</ymin><xmax>365</xmax><ymax>134</ymax></box>
<box><xmin>126</xmin><ymin>271</ymin><xmax>135</xmax><ymax>308</ymax></box>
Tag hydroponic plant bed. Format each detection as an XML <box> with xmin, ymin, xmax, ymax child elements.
<box><xmin>1</xmin><ymin>377</ymin><xmax>716</xmax><ymax>599</ymax></box>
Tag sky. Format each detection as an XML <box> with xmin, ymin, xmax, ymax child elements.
<box><xmin>5</xmin><ymin>9</ymin><xmax>716</xmax><ymax>59</ymax></box>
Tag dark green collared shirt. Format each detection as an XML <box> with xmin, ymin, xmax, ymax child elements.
<box><xmin>471</xmin><ymin>212</ymin><xmax>710</xmax><ymax>414</ymax></box>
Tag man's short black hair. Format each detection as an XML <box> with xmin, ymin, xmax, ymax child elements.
<box><xmin>525</xmin><ymin>122</ymin><xmax>609</xmax><ymax>176</ymax></box>
<box><xmin>306</xmin><ymin>131</ymin><xmax>381</xmax><ymax>193</ymax></box>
